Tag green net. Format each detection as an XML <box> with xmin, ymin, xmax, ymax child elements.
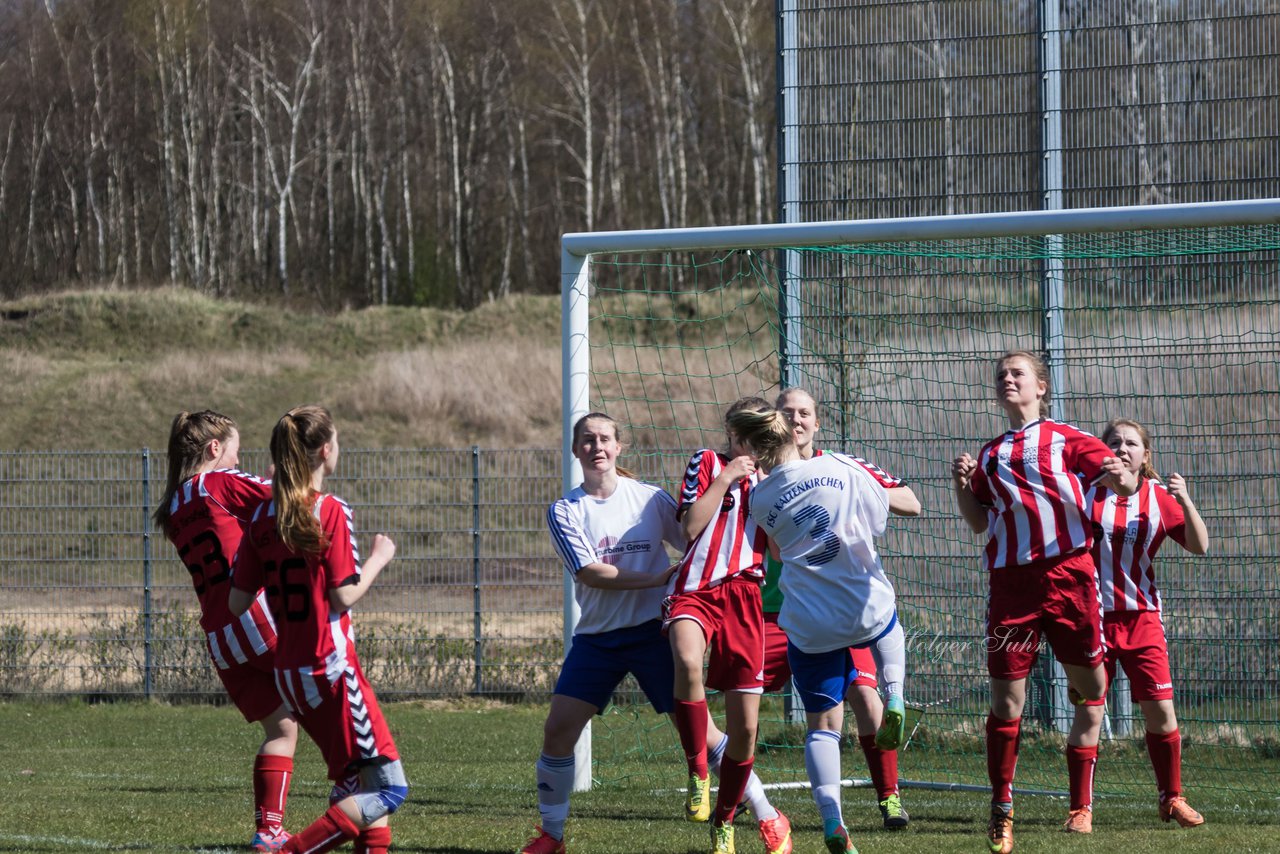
<box><xmin>583</xmin><ymin>223</ymin><xmax>1280</xmax><ymax>806</ymax></box>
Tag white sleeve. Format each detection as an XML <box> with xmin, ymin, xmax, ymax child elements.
<box><xmin>846</xmin><ymin>461</ymin><xmax>889</xmax><ymax>537</ymax></box>
<box><xmin>546</xmin><ymin>498</ymin><xmax>595</xmax><ymax>575</ymax></box>
<box><xmin>655</xmin><ymin>488</ymin><xmax>687</xmax><ymax>552</ymax></box>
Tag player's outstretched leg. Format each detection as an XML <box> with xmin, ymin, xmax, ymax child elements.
<box><xmin>868</xmin><ymin>618</ymin><xmax>907</xmax><ymax>750</ymax></box>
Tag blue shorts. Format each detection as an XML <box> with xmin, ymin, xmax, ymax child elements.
<box><xmin>554</xmin><ymin>619</ymin><xmax>675</xmax><ymax>714</ymax></box>
<box><xmin>787</xmin><ymin>644</ymin><xmax>859</xmax><ymax>713</ymax></box>
<box><xmin>787</xmin><ymin>613</ymin><xmax>897</xmax><ymax>714</ymax></box>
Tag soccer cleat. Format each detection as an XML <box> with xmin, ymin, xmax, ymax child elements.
<box><xmin>875</xmin><ymin>694</ymin><xmax>906</xmax><ymax>750</ymax></box>
<box><xmin>1061</xmin><ymin>807</ymin><xmax>1092</xmax><ymax>834</ymax></box>
<box><xmin>686</xmin><ymin>773</ymin><xmax>712</xmax><ymax>822</ymax></box>
<box><xmin>823</xmin><ymin>823</ymin><xmax>857</xmax><ymax>854</ymax></box>
<box><xmin>519</xmin><ymin>825</ymin><xmax>567</xmax><ymax>854</ymax></box>
<box><xmin>1159</xmin><ymin>796</ymin><xmax>1205</xmax><ymax>827</ymax></box>
<box><xmin>1067</xmin><ymin>686</ymin><xmax>1088</xmax><ymax>706</ymax></box>
<box><xmin>879</xmin><ymin>793</ymin><xmax>910</xmax><ymax>829</ymax></box>
<box><xmin>249</xmin><ymin>830</ymin><xmax>291</xmax><ymax>852</ymax></box>
<box><xmin>987</xmin><ymin>805</ymin><xmax>1014</xmax><ymax>854</ymax></box>
<box><xmin>757</xmin><ymin>810</ymin><xmax>792</xmax><ymax>854</ymax></box>
<box><xmin>710</xmin><ymin>821</ymin><xmax>735</xmax><ymax>854</ymax></box>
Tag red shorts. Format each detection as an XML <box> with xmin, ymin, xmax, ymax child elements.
<box><xmin>663</xmin><ymin>576</ymin><xmax>765</xmax><ymax>692</ymax></box>
<box><xmin>1081</xmin><ymin>609</ymin><xmax>1174</xmax><ymax>706</ymax></box>
<box><xmin>986</xmin><ymin>550</ymin><xmax>1105</xmax><ymax>680</ymax></box>
<box><xmin>280</xmin><ymin>657</ymin><xmax>400</xmax><ymax>780</ymax></box>
<box><xmin>761</xmin><ymin>611</ymin><xmax>876</xmax><ymax>694</ymax></box>
<box><xmin>216</xmin><ymin>656</ymin><xmax>285</xmax><ymax>723</ymax></box>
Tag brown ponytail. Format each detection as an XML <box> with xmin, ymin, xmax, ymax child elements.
<box><xmin>154</xmin><ymin>410</ymin><xmax>237</xmax><ymax>534</ymax></box>
<box><xmin>270</xmin><ymin>405</ymin><xmax>335</xmax><ymax>554</ymax></box>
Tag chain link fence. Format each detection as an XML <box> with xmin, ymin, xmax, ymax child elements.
<box><xmin>0</xmin><ymin>448</ymin><xmax>587</xmax><ymax>701</ymax></box>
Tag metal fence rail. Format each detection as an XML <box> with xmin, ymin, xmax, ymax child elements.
<box><xmin>0</xmin><ymin>447</ymin><xmax>572</xmax><ymax>700</ymax></box>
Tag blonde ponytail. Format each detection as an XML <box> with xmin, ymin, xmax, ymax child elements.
<box><xmin>727</xmin><ymin>406</ymin><xmax>793</xmax><ymax>470</ymax></box>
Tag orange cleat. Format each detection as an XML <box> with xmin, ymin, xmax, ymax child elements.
<box><xmin>1159</xmin><ymin>796</ymin><xmax>1204</xmax><ymax>827</ymax></box>
<box><xmin>1061</xmin><ymin>807</ymin><xmax>1092</xmax><ymax>834</ymax></box>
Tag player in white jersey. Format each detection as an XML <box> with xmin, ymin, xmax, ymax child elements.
<box><xmin>526</xmin><ymin>412</ymin><xmax>783</xmax><ymax>854</ymax></box>
<box><xmin>664</xmin><ymin>397</ymin><xmax>793</xmax><ymax>854</ymax></box>
<box><xmin>731</xmin><ymin>405</ymin><xmax>913</xmax><ymax>854</ymax></box>
<box><xmin>154</xmin><ymin>410</ymin><xmax>297</xmax><ymax>853</ymax></box>
<box><xmin>764</xmin><ymin>388</ymin><xmax>920</xmax><ymax>831</ymax></box>
<box><xmin>951</xmin><ymin>349</ymin><xmax>1137</xmax><ymax>854</ymax></box>
<box><xmin>1060</xmin><ymin>418</ymin><xmax>1209</xmax><ymax>834</ymax></box>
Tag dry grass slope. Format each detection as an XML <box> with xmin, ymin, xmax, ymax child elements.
<box><xmin>0</xmin><ymin>288</ymin><xmax>564</xmax><ymax>449</ymax></box>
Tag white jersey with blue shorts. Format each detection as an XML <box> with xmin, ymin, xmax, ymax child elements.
<box><xmin>749</xmin><ymin>452</ymin><xmax>894</xmax><ymax>654</ymax></box>
<box><xmin>547</xmin><ymin>476</ymin><xmax>684</xmax><ymax>636</ymax></box>
<box><xmin>546</xmin><ymin>476</ymin><xmax>686</xmax><ymax>712</ymax></box>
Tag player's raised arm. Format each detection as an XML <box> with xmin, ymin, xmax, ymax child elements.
<box><xmin>951</xmin><ymin>453</ymin><xmax>988</xmax><ymax>533</ymax></box>
<box><xmin>887</xmin><ymin>485</ymin><xmax>922</xmax><ymax>517</ymax></box>
<box><xmin>1165</xmin><ymin>472</ymin><xmax>1209</xmax><ymax>555</ymax></box>
<box><xmin>329</xmin><ymin>532</ymin><xmax>396</xmax><ymax>610</ymax></box>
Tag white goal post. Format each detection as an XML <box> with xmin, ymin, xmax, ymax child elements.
<box><xmin>559</xmin><ymin>198</ymin><xmax>1280</xmax><ymax>793</ymax></box>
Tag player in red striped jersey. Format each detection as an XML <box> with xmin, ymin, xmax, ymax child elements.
<box><xmin>155</xmin><ymin>410</ymin><xmax>297</xmax><ymax>853</ymax></box>
<box><xmin>951</xmin><ymin>350</ymin><xmax>1137</xmax><ymax>854</ymax></box>
<box><xmin>761</xmin><ymin>388</ymin><xmax>920</xmax><ymax>832</ymax></box>
<box><xmin>665</xmin><ymin>397</ymin><xmax>793</xmax><ymax>854</ymax></box>
<box><xmin>1061</xmin><ymin>418</ymin><xmax>1209</xmax><ymax>833</ymax></box>
<box><xmin>230</xmin><ymin>406</ymin><xmax>404</xmax><ymax>854</ymax></box>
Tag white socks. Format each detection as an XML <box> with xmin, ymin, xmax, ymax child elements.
<box><xmin>535</xmin><ymin>752</ymin><xmax>574</xmax><ymax>840</ymax></box>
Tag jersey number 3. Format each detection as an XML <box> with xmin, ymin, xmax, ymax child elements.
<box><xmin>793</xmin><ymin>505</ymin><xmax>840</xmax><ymax>566</ymax></box>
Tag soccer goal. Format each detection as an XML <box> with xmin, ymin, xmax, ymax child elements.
<box><xmin>559</xmin><ymin>199</ymin><xmax>1280</xmax><ymax>804</ymax></box>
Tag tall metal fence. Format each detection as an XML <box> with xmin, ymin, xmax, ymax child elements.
<box><xmin>0</xmin><ymin>448</ymin><xmax>582</xmax><ymax>701</ymax></box>
<box><xmin>777</xmin><ymin>0</ymin><xmax>1280</xmax><ymax>221</ymax></box>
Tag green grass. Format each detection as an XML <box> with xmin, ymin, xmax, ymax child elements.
<box><xmin>2</xmin><ymin>700</ymin><xmax>1278</xmax><ymax>853</ymax></box>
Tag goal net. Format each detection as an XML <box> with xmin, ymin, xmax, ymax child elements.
<box><xmin>561</xmin><ymin>200</ymin><xmax>1280</xmax><ymax>806</ymax></box>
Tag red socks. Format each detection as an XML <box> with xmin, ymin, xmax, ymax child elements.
<box><xmin>354</xmin><ymin>826</ymin><xmax>392</xmax><ymax>854</ymax></box>
<box><xmin>713</xmin><ymin>755</ymin><xmax>753</xmax><ymax>825</ymax></box>
<box><xmin>674</xmin><ymin>699</ymin><xmax>710</xmax><ymax>779</ymax></box>
<box><xmin>282</xmin><ymin>804</ymin><xmax>359</xmax><ymax>854</ymax></box>
<box><xmin>253</xmin><ymin>754</ymin><xmax>293</xmax><ymax>833</ymax></box>
<box><xmin>1146</xmin><ymin>728</ymin><xmax>1182</xmax><ymax>801</ymax></box>
<box><xmin>986</xmin><ymin>714</ymin><xmax>1022</xmax><ymax>804</ymax></box>
<box><xmin>1066</xmin><ymin>743</ymin><xmax>1098</xmax><ymax>810</ymax></box>
<box><xmin>857</xmin><ymin>734</ymin><xmax>899</xmax><ymax>800</ymax></box>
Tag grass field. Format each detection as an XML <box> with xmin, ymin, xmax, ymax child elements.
<box><xmin>3</xmin><ymin>700</ymin><xmax>1278</xmax><ymax>853</ymax></box>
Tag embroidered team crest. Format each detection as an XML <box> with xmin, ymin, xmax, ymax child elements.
<box><xmin>720</xmin><ymin>493</ymin><xmax>736</xmax><ymax>512</ymax></box>
<box><xmin>985</xmin><ymin>455</ymin><xmax>999</xmax><ymax>478</ymax></box>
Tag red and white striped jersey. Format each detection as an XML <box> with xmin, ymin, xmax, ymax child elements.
<box><xmin>969</xmin><ymin>419</ymin><xmax>1113</xmax><ymax>571</ymax></box>
<box><xmin>164</xmin><ymin>469</ymin><xmax>277</xmax><ymax>665</ymax></box>
<box><xmin>1088</xmin><ymin>478</ymin><xmax>1187</xmax><ymax>613</ymax></box>
<box><xmin>670</xmin><ymin>449</ymin><xmax>767</xmax><ymax>593</ymax></box>
<box><xmin>232</xmin><ymin>494</ymin><xmax>364</xmax><ymax>683</ymax></box>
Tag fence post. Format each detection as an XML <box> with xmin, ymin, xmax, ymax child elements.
<box><xmin>141</xmin><ymin>447</ymin><xmax>154</xmax><ymax>699</ymax></box>
<box><xmin>471</xmin><ymin>446</ymin><xmax>483</xmax><ymax>695</ymax></box>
